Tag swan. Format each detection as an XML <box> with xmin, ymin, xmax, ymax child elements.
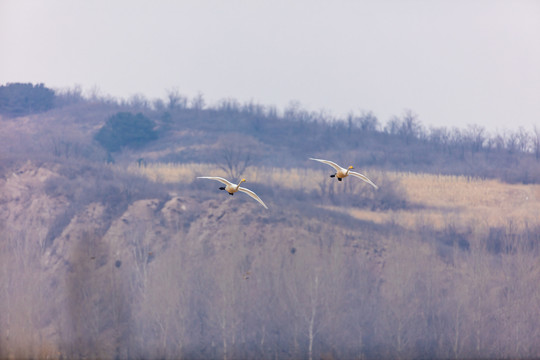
<box><xmin>197</xmin><ymin>176</ymin><xmax>268</xmax><ymax>209</ymax></box>
<box><xmin>309</xmin><ymin>158</ymin><xmax>378</xmax><ymax>189</ymax></box>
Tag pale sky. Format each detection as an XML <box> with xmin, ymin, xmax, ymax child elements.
<box><xmin>1</xmin><ymin>0</ymin><xmax>539</xmax><ymax>130</ymax></box>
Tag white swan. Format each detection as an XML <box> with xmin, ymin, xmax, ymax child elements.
<box><xmin>309</xmin><ymin>158</ymin><xmax>378</xmax><ymax>189</ymax></box>
<box><xmin>197</xmin><ymin>176</ymin><xmax>268</xmax><ymax>209</ymax></box>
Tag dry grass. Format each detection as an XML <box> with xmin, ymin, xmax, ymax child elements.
<box><xmin>401</xmin><ymin>172</ymin><xmax>540</xmax><ymax>229</ymax></box>
<box><xmin>127</xmin><ymin>162</ymin><xmax>224</xmax><ymax>183</ymax></box>
<box><xmin>329</xmin><ymin>172</ymin><xmax>540</xmax><ymax>232</ymax></box>
<box><xmin>127</xmin><ymin>162</ymin><xmax>323</xmax><ymax>190</ymax></box>
<box><xmin>127</xmin><ymin>163</ymin><xmax>540</xmax><ymax>231</ymax></box>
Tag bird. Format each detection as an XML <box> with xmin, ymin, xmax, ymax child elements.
<box><xmin>309</xmin><ymin>158</ymin><xmax>378</xmax><ymax>189</ymax></box>
<box><xmin>197</xmin><ymin>176</ymin><xmax>268</xmax><ymax>209</ymax></box>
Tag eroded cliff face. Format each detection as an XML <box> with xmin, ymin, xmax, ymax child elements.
<box><xmin>1</xmin><ymin>162</ymin><xmax>65</xmax><ymax>237</ymax></box>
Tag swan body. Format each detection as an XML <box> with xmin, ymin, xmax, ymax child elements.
<box><xmin>309</xmin><ymin>158</ymin><xmax>378</xmax><ymax>189</ymax></box>
<box><xmin>197</xmin><ymin>176</ymin><xmax>268</xmax><ymax>209</ymax></box>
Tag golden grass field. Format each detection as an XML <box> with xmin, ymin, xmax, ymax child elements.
<box><xmin>338</xmin><ymin>172</ymin><xmax>540</xmax><ymax>233</ymax></box>
<box><xmin>127</xmin><ymin>162</ymin><xmax>540</xmax><ymax>232</ymax></box>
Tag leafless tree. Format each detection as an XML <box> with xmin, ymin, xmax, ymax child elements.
<box><xmin>191</xmin><ymin>92</ymin><xmax>206</xmax><ymax>111</ymax></box>
<box><xmin>533</xmin><ymin>125</ymin><xmax>540</xmax><ymax>161</ymax></box>
<box><xmin>515</xmin><ymin>126</ymin><xmax>532</xmax><ymax>153</ymax></box>
<box><xmin>166</xmin><ymin>88</ymin><xmax>188</xmax><ymax>110</ymax></box>
<box><xmin>217</xmin><ymin>146</ymin><xmax>251</xmax><ymax>180</ymax></box>
<box><xmin>465</xmin><ymin>124</ymin><xmax>486</xmax><ymax>154</ymax></box>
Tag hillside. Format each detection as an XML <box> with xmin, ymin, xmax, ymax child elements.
<box><xmin>2</xmin><ymin>91</ymin><xmax>540</xmax><ymax>359</ymax></box>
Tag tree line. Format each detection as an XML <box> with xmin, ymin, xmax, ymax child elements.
<box><xmin>3</xmin><ymin>83</ymin><xmax>540</xmax><ymax>185</ymax></box>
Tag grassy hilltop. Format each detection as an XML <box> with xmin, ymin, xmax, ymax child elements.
<box><xmin>1</xmin><ymin>84</ymin><xmax>540</xmax><ymax>359</ymax></box>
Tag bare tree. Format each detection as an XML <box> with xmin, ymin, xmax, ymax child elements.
<box><xmin>465</xmin><ymin>124</ymin><xmax>486</xmax><ymax>154</ymax></box>
<box><xmin>399</xmin><ymin>110</ymin><xmax>423</xmax><ymax>145</ymax></box>
<box><xmin>533</xmin><ymin>125</ymin><xmax>540</xmax><ymax>161</ymax></box>
<box><xmin>191</xmin><ymin>92</ymin><xmax>206</xmax><ymax>111</ymax></box>
<box><xmin>217</xmin><ymin>146</ymin><xmax>251</xmax><ymax>180</ymax></box>
<box><xmin>166</xmin><ymin>88</ymin><xmax>188</xmax><ymax>110</ymax></box>
<box><xmin>358</xmin><ymin>111</ymin><xmax>380</xmax><ymax>131</ymax></box>
<box><xmin>384</xmin><ymin>116</ymin><xmax>401</xmax><ymax>135</ymax></box>
<box><xmin>128</xmin><ymin>93</ymin><xmax>150</xmax><ymax>110</ymax></box>
<box><xmin>515</xmin><ymin>127</ymin><xmax>531</xmax><ymax>153</ymax></box>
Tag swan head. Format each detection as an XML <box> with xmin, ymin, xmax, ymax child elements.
<box><xmin>241</xmin><ymin>178</ymin><xmax>247</xmax><ymax>183</ymax></box>
<box><xmin>348</xmin><ymin>166</ymin><xmax>354</xmax><ymax>170</ymax></box>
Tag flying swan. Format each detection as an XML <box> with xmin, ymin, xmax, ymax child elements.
<box><xmin>309</xmin><ymin>158</ymin><xmax>378</xmax><ymax>189</ymax></box>
<box><xmin>197</xmin><ymin>176</ymin><xmax>268</xmax><ymax>209</ymax></box>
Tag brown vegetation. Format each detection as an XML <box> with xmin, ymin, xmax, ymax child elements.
<box><xmin>2</xmin><ymin>158</ymin><xmax>540</xmax><ymax>359</ymax></box>
<box><xmin>2</xmin><ymin>91</ymin><xmax>540</xmax><ymax>359</ymax></box>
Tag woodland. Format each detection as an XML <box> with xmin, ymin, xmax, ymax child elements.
<box><xmin>1</xmin><ymin>83</ymin><xmax>540</xmax><ymax>359</ymax></box>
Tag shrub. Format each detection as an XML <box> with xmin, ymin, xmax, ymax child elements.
<box><xmin>94</xmin><ymin>112</ymin><xmax>158</xmax><ymax>152</ymax></box>
<box><xmin>0</xmin><ymin>83</ymin><xmax>55</xmax><ymax>117</ymax></box>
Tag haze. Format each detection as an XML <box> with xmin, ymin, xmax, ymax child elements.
<box><xmin>1</xmin><ymin>0</ymin><xmax>539</xmax><ymax>130</ymax></box>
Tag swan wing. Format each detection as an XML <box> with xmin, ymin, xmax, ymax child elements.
<box><xmin>309</xmin><ymin>158</ymin><xmax>343</xmax><ymax>172</ymax></box>
<box><xmin>197</xmin><ymin>176</ymin><xmax>234</xmax><ymax>187</ymax></box>
<box><xmin>238</xmin><ymin>187</ymin><xmax>269</xmax><ymax>209</ymax></box>
<box><xmin>349</xmin><ymin>171</ymin><xmax>378</xmax><ymax>189</ymax></box>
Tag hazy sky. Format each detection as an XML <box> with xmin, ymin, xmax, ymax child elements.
<box><xmin>1</xmin><ymin>0</ymin><xmax>539</xmax><ymax>130</ymax></box>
